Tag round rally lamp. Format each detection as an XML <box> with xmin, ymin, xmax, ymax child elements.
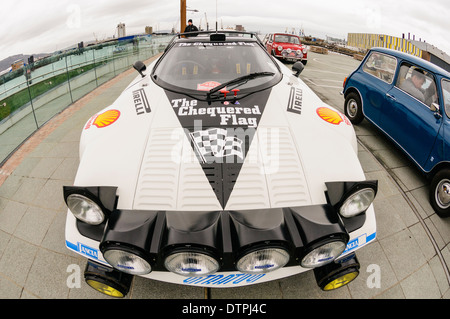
<box><xmin>277</xmin><ymin>45</ymin><xmax>283</xmax><ymax>52</ymax></box>
<box><xmin>103</xmin><ymin>247</ymin><xmax>152</xmax><ymax>276</ymax></box>
<box><xmin>66</xmin><ymin>194</ymin><xmax>105</xmax><ymax>225</ymax></box>
<box><xmin>236</xmin><ymin>247</ymin><xmax>290</xmax><ymax>274</ymax></box>
<box><xmin>301</xmin><ymin>240</ymin><xmax>347</xmax><ymax>268</ymax></box>
<box><xmin>339</xmin><ymin>188</ymin><xmax>376</xmax><ymax>218</ymax></box>
<box><xmin>164</xmin><ymin>251</ymin><xmax>220</xmax><ymax>277</ymax></box>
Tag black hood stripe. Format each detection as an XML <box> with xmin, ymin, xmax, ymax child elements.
<box><xmin>165</xmin><ymin>89</ymin><xmax>272</xmax><ymax>208</ymax></box>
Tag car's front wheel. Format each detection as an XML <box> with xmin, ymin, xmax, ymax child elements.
<box><xmin>430</xmin><ymin>169</ymin><xmax>450</xmax><ymax>218</ymax></box>
<box><xmin>344</xmin><ymin>92</ymin><xmax>364</xmax><ymax>125</ymax></box>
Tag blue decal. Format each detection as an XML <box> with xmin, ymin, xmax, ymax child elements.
<box><xmin>183</xmin><ymin>273</ymin><xmax>266</xmax><ymax>286</ymax></box>
<box><xmin>343</xmin><ymin>232</ymin><xmax>376</xmax><ymax>254</ymax></box>
<box><xmin>254</xmin><ymin>264</ymin><xmax>274</xmax><ymax>269</ymax></box>
<box><xmin>79</xmin><ymin>243</ymin><xmax>99</xmax><ymax>259</ymax></box>
<box><xmin>66</xmin><ymin>240</ymin><xmax>78</xmax><ymax>252</ymax></box>
<box><xmin>66</xmin><ymin>240</ymin><xmax>99</xmax><ymax>260</ymax></box>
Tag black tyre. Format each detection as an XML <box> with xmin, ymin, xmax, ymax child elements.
<box><xmin>344</xmin><ymin>92</ymin><xmax>364</xmax><ymax>125</ymax></box>
<box><xmin>430</xmin><ymin>169</ymin><xmax>450</xmax><ymax>218</ymax></box>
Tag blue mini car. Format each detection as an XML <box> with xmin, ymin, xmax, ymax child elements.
<box><xmin>343</xmin><ymin>47</ymin><xmax>450</xmax><ymax>218</ymax></box>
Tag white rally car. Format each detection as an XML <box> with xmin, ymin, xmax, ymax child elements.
<box><xmin>64</xmin><ymin>31</ymin><xmax>377</xmax><ymax>298</ymax></box>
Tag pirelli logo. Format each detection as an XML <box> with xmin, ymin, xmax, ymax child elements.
<box><xmin>287</xmin><ymin>87</ymin><xmax>303</xmax><ymax>114</ymax></box>
<box><xmin>132</xmin><ymin>88</ymin><xmax>151</xmax><ymax>115</ymax></box>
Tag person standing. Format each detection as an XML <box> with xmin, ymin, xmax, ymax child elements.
<box><xmin>184</xmin><ymin>19</ymin><xmax>199</xmax><ymax>37</ymax></box>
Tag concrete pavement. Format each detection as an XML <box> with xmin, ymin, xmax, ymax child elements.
<box><xmin>0</xmin><ymin>52</ymin><xmax>449</xmax><ymax>299</ymax></box>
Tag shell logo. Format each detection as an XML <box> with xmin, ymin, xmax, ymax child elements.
<box><xmin>316</xmin><ymin>107</ymin><xmax>350</xmax><ymax>126</ymax></box>
<box><xmin>92</xmin><ymin>109</ymin><xmax>121</xmax><ymax>128</ymax></box>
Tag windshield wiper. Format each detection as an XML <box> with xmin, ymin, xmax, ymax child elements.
<box><xmin>207</xmin><ymin>72</ymin><xmax>275</xmax><ymax>100</ymax></box>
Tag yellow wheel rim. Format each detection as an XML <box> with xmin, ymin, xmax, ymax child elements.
<box><xmin>323</xmin><ymin>271</ymin><xmax>358</xmax><ymax>291</ymax></box>
<box><xmin>86</xmin><ymin>279</ymin><xmax>125</xmax><ymax>298</ymax></box>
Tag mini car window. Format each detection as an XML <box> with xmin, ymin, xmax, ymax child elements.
<box><xmin>274</xmin><ymin>35</ymin><xmax>300</xmax><ymax>44</ymax></box>
<box><xmin>153</xmin><ymin>42</ymin><xmax>280</xmax><ymax>91</ymax></box>
<box><xmin>395</xmin><ymin>63</ymin><xmax>439</xmax><ymax>107</ymax></box>
<box><xmin>362</xmin><ymin>52</ymin><xmax>397</xmax><ymax>84</ymax></box>
<box><xmin>442</xmin><ymin>79</ymin><xmax>450</xmax><ymax>117</ymax></box>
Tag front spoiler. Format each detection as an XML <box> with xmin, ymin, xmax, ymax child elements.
<box><xmin>65</xmin><ymin>204</ymin><xmax>376</xmax><ymax>287</ymax></box>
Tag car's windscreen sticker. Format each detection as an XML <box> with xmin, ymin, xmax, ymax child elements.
<box><xmin>165</xmin><ymin>89</ymin><xmax>271</xmax><ymax>208</ymax></box>
<box><xmin>176</xmin><ymin>42</ymin><xmax>256</xmax><ymax>48</ymax></box>
<box><xmin>197</xmin><ymin>81</ymin><xmax>222</xmax><ymax>91</ymax></box>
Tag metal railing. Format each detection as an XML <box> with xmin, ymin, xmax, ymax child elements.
<box><xmin>0</xmin><ymin>34</ymin><xmax>172</xmax><ymax>166</ymax></box>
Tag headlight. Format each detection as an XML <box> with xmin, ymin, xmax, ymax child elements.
<box><xmin>301</xmin><ymin>240</ymin><xmax>347</xmax><ymax>268</ymax></box>
<box><xmin>303</xmin><ymin>48</ymin><xmax>307</xmax><ymax>54</ymax></box>
<box><xmin>236</xmin><ymin>247</ymin><xmax>289</xmax><ymax>274</ymax></box>
<box><xmin>164</xmin><ymin>251</ymin><xmax>220</xmax><ymax>277</ymax></box>
<box><xmin>66</xmin><ymin>194</ymin><xmax>105</xmax><ymax>225</ymax></box>
<box><xmin>339</xmin><ymin>188</ymin><xmax>375</xmax><ymax>218</ymax></box>
<box><xmin>286</xmin><ymin>48</ymin><xmax>292</xmax><ymax>54</ymax></box>
<box><xmin>277</xmin><ymin>45</ymin><xmax>283</xmax><ymax>51</ymax></box>
<box><xmin>103</xmin><ymin>247</ymin><xmax>152</xmax><ymax>275</ymax></box>
<box><xmin>296</xmin><ymin>49</ymin><xmax>302</xmax><ymax>55</ymax></box>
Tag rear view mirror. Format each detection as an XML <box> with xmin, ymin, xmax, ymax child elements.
<box><xmin>133</xmin><ymin>61</ymin><xmax>147</xmax><ymax>78</ymax></box>
<box><xmin>292</xmin><ymin>62</ymin><xmax>304</xmax><ymax>77</ymax></box>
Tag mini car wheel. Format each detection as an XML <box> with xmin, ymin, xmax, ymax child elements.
<box><xmin>344</xmin><ymin>92</ymin><xmax>364</xmax><ymax>125</ymax></box>
<box><xmin>430</xmin><ymin>169</ymin><xmax>450</xmax><ymax>218</ymax></box>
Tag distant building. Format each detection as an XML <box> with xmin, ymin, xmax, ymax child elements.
<box><xmin>145</xmin><ymin>26</ymin><xmax>153</xmax><ymax>35</ymax></box>
<box><xmin>347</xmin><ymin>33</ymin><xmax>450</xmax><ymax>72</ymax></box>
<box><xmin>117</xmin><ymin>23</ymin><xmax>126</xmax><ymax>38</ymax></box>
<box><xmin>408</xmin><ymin>39</ymin><xmax>450</xmax><ymax>73</ymax></box>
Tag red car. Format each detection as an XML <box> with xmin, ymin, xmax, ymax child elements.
<box><xmin>263</xmin><ymin>33</ymin><xmax>308</xmax><ymax>65</ymax></box>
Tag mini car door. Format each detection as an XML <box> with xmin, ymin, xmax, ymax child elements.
<box><xmin>359</xmin><ymin>52</ymin><xmax>398</xmax><ymax>122</ymax></box>
<box><xmin>380</xmin><ymin>63</ymin><xmax>442</xmax><ymax>169</ymax></box>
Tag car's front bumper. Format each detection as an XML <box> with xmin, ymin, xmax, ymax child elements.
<box><xmin>275</xmin><ymin>49</ymin><xmax>307</xmax><ymax>62</ymax></box>
<box><xmin>65</xmin><ymin>198</ymin><xmax>376</xmax><ymax>288</ymax></box>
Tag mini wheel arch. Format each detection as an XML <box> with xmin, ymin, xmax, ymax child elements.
<box><xmin>344</xmin><ymin>91</ymin><xmax>364</xmax><ymax>125</ymax></box>
<box><xmin>429</xmin><ymin>167</ymin><xmax>450</xmax><ymax>218</ymax></box>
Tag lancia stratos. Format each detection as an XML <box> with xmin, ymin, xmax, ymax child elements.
<box><xmin>64</xmin><ymin>31</ymin><xmax>378</xmax><ymax>298</ymax></box>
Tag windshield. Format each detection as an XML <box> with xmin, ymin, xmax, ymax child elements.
<box><xmin>274</xmin><ymin>35</ymin><xmax>300</xmax><ymax>45</ymax></box>
<box><xmin>153</xmin><ymin>41</ymin><xmax>280</xmax><ymax>92</ymax></box>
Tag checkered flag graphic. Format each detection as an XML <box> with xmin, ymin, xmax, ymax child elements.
<box><xmin>190</xmin><ymin>128</ymin><xmax>244</xmax><ymax>163</ymax></box>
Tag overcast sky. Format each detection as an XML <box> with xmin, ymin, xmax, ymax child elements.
<box><xmin>1</xmin><ymin>0</ymin><xmax>449</xmax><ymax>62</ymax></box>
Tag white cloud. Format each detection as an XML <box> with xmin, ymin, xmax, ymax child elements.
<box><xmin>0</xmin><ymin>0</ymin><xmax>449</xmax><ymax>61</ymax></box>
